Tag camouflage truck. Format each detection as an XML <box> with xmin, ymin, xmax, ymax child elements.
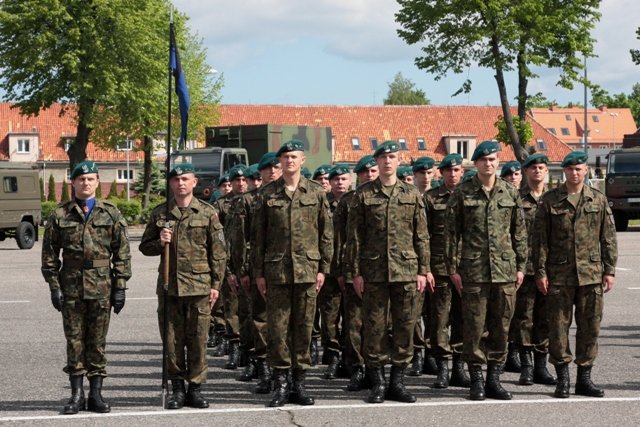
<box><xmin>0</xmin><ymin>163</ymin><xmax>41</xmax><ymax>249</ymax></box>
<box><xmin>605</xmin><ymin>147</ymin><xmax>640</xmax><ymax>231</ymax></box>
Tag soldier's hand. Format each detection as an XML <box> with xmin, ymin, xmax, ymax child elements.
<box><xmin>209</xmin><ymin>289</ymin><xmax>220</xmax><ymax>309</ymax></box>
<box><xmin>416</xmin><ymin>274</ymin><xmax>427</xmax><ymax>293</ymax></box>
<box><xmin>602</xmin><ymin>275</ymin><xmax>615</xmax><ymax>293</ymax></box>
<box><xmin>315</xmin><ymin>272</ymin><xmax>325</xmax><ymax>292</ymax></box>
<box><xmin>425</xmin><ymin>272</ymin><xmax>436</xmax><ymax>293</ymax></box>
<box><xmin>50</xmin><ymin>289</ymin><xmax>64</xmax><ymax>312</ymax></box>
<box><xmin>450</xmin><ymin>274</ymin><xmax>463</xmax><ymax>297</ymax></box>
<box><xmin>536</xmin><ymin>277</ymin><xmax>549</xmax><ymax>295</ymax></box>
<box><xmin>240</xmin><ymin>275</ymin><xmax>251</xmax><ymax>294</ymax></box>
<box><xmin>256</xmin><ymin>277</ymin><xmax>267</xmax><ymax>299</ymax></box>
<box><xmin>353</xmin><ymin>276</ymin><xmax>364</xmax><ymax>299</ymax></box>
<box><xmin>160</xmin><ymin>228</ymin><xmax>173</xmax><ymax>246</ymax></box>
<box><xmin>111</xmin><ymin>288</ymin><xmax>126</xmax><ymax>314</ymax></box>
<box><xmin>515</xmin><ymin>271</ymin><xmax>525</xmax><ymax>289</ymax></box>
<box><xmin>227</xmin><ymin>274</ymin><xmax>238</xmax><ymax>293</ymax></box>
<box><xmin>337</xmin><ymin>276</ymin><xmax>346</xmax><ymax>294</ymax></box>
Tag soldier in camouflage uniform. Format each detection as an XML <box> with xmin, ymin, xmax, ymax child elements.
<box><xmin>425</xmin><ymin>153</ymin><xmax>470</xmax><ymax>389</ymax></box>
<box><xmin>396</xmin><ymin>166</ymin><xmax>414</xmax><ymax>185</ymax></box>
<box><xmin>532</xmin><ymin>151</ymin><xmax>617</xmax><ymax>399</ymax></box>
<box><xmin>42</xmin><ymin>160</ymin><xmax>131</xmax><ymax>415</ymax></box>
<box><xmin>445</xmin><ymin>141</ymin><xmax>527</xmax><ymax>401</ymax></box>
<box><xmin>253</xmin><ymin>140</ymin><xmax>333</xmax><ymax>407</ymax></box>
<box><xmin>346</xmin><ymin>141</ymin><xmax>434</xmax><ymax>404</ymax></box>
<box><xmin>140</xmin><ymin>163</ymin><xmax>227</xmax><ymax>410</ymax></box>
<box><xmin>247</xmin><ymin>163</ymin><xmax>263</xmax><ymax>191</ymax></box>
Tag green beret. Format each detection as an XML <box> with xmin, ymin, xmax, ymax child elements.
<box><xmin>471</xmin><ymin>140</ymin><xmax>500</xmax><ymax>161</ymax></box>
<box><xmin>209</xmin><ymin>190</ymin><xmax>222</xmax><ymax>203</ymax></box>
<box><xmin>438</xmin><ymin>153</ymin><xmax>463</xmax><ymax>170</ymax></box>
<box><xmin>354</xmin><ymin>155</ymin><xmax>376</xmax><ymax>173</ymax></box>
<box><xmin>373</xmin><ymin>140</ymin><xmax>400</xmax><ymax>157</ymax></box>
<box><xmin>70</xmin><ymin>160</ymin><xmax>98</xmax><ymax>179</ymax></box>
<box><xmin>397</xmin><ymin>166</ymin><xmax>413</xmax><ymax>179</ymax></box>
<box><xmin>313</xmin><ymin>164</ymin><xmax>332</xmax><ymax>179</ymax></box>
<box><xmin>500</xmin><ymin>161</ymin><xmax>522</xmax><ymax>178</ymax></box>
<box><xmin>412</xmin><ymin>157</ymin><xmax>435</xmax><ymax>173</ymax></box>
<box><xmin>258</xmin><ymin>152</ymin><xmax>279</xmax><ymax>171</ymax></box>
<box><xmin>462</xmin><ymin>169</ymin><xmax>477</xmax><ymax>183</ymax></box>
<box><xmin>229</xmin><ymin>164</ymin><xmax>249</xmax><ymax>180</ymax></box>
<box><xmin>168</xmin><ymin>162</ymin><xmax>196</xmax><ymax>179</ymax></box>
<box><xmin>247</xmin><ymin>164</ymin><xmax>260</xmax><ymax>179</ymax></box>
<box><xmin>276</xmin><ymin>140</ymin><xmax>305</xmax><ymax>157</ymax></box>
<box><xmin>301</xmin><ymin>167</ymin><xmax>312</xmax><ymax>179</ymax></box>
<box><xmin>216</xmin><ymin>173</ymin><xmax>230</xmax><ymax>187</ymax></box>
<box><xmin>329</xmin><ymin>164</ymin><xmax>350</xmax><ymax>179</ymax></box>
<box><xmin>561</xmin><ymin>151</ymin><xmax>588</xmax><ymax>167</ymax></box>
<box><xmin>523</xmin><ymin>153</ymin><xmax>549</xmax><ymax>168</ymax></box>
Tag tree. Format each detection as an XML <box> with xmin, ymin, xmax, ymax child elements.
<box><xmin>61</xmin><ymin>182</ymin><xmax>70</xmax><ymax>202</ymax></box>
<box><xmin>133</xmin><ymin>162</ymin><xmax>165</xmax><ymax>195</ymax></box>
<box><xmin>108</xmin><ymin>180</ymin><xmax>118</xmax><ymax>200</ymax></box>
<box><xmin>39</xmin><ymin>177</ymin><xmax>45</xmax><ymax>202</ymax></box>
<box><xmin>47</xmin><ymin>175</ymin><xmax>57</xmax><ymax>202</ymax></box>
<box><xmin>383</xmin><ymin>72</ymin><xmax>430</xmax><ymax>105</ymax></box>
<box><xmin>396</xmin><ymin>0</ymin><xmax>600</xmax><ymax>162</ymax></box>
<box><xmin>631</xmin><ymin>27</ymin><xmax>640</xmax><ymax>65</ymax></box>
<box><xmin>591</xmin><ymin>84</ymin><xmax>640</xmax><ymax>126</ymax></box>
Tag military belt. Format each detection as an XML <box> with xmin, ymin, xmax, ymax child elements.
<box><xmin>64</xmin><ymin>258</ymin><xmax>111</xmax><ymax>269</ymax></box>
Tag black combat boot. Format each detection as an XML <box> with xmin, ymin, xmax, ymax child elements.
<box><xmin>575</xmin><ymin>366</ymin><xmax>604</xmax><ymax>397</ymax></box>
<box><xmin>225</xmin><ymin>341</ymin><xmax>240</xmax><ymax>370</ymax></box>
<box><xmin>485</xmin><ymin>363</ymin><xmax>512</xmax><ymax>400</ymax></box>
<box><xmin>533</xmin><ymin>352</ymin><xmax>557</xmax><ymax>385</ymax></box>
<box><xmin>63</xmin><ymin>375</ymin><xmax>85</xmax><ymax>415</ymax></box>
<box><xmin>87</xmin><ymin>376</ymin><xmax>111</xmax><ymax>413</ymax></box>
<box><xmin>212</xmin><ymin>332</ymin><xmax>226</xmax><ymax>357</ymax></box>
<box><xmin>254</xmin><ymin>359</ymin><xmax>272</xmax><ymax>394</ymax></box>
<box><xmin>407</xmin><ymin>349</ymin><xmax>424</xmax><ymax>376</ymax></box>
<box><xmin>554</xmin><ymin>363</ymin><xmax>570</xmax><ymax>398</ymax></box>
<box><xmin>166</xmin><ymin>380</ymin><xmax>186</xmax><ymax>410</ymax></box>
<box><xmin>368</xmin><ymin>367</ymin><xmax>386</xmax><ymax>404</ymax></box>
<box><xmin>433</xmin><ymin>358</ymin><xmax>450</xmax><ymax>389</ymax></box>
<box><xmin>337</xmin><ymin>352</ymin><xmax>351</xmax><ymax>379</ymax></box>
<box><xmin>310</xmin><ymin>338</ymin><xmax>319</xmax><ymax>366</ymax></box>
<box><xmin>386</xmin><ymin>365</ymin><xmax>416</xmax><ymax>403</ymax></box>
<box><xmin>449</xmin><ymin>354</ymin><xmax>470</xmax><ymax>387</ymax></box>
<box><xmin>347</xmin><ymin>366</ymin><xmax>365</xmax><ymax>391</ymax></box>
<box><xmin>468</xmin><ymin>365</ymin><xmax>485</xmax><ymax>401</ymax></box>
<box><xmin>518</xmin><ymin>350</ymin><xmax>534</xmax><ymax>385</ymax></box>
<box><xmin>206</xmin><ymin>326</ymin><xmax>217</xmax><ymax>348</ymax></box>
<box><xmin>185</xmin><ymin>383</ymin><xmax>209</xmax><ymax>408</ymax></box>
<box><xmin>423</xmin><ymin>350</ymin><xmax>439</xmax><ymax>375</ymax></box>
<box><xmin>323</xmin><ymin>350</ymin><xmax>340</xmax><ymax>379</ymax></box>
<box><xmin>289</xmin><ymin>369</ymin><xmax>315</xmax><ymax>405</ymax></box>
<box><xmin>504</xmin><ymin>342</ymin><xmax>521</xmax><ymax>373</ymax></box>
<box><xmin>238</xmin><ymin>354</ymin><xmax>257</xmax><ymax>382</ymax></box>
<box><xmin>268</xmin><ymin>369</ymin><xmax>290</xmax><ymax>407</ymax></box>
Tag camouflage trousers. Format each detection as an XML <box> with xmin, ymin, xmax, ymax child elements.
<box><xmin>509</xmin><ymin>275</ymin><xmax>550</xmax><ymax>353</ymax></box>
<box><xmin>158</xmin><ymin>294</ymin><xmax>210</xmax><ymax>384</ymax></box>
<box><xmin>251</xmin><ymin>281</ymin><xmax>269</xmax><ymax>360</ymax></box>
<box><xmin>266</xmin><ymin>283</ymin><xmax>317</xmax><ymax>370</ymax></box>
<box><xmin>344</xmin><ymin>283</ymin><xmax>364</xmax><ymax>367</ymax></box>
<box><xmin>462</xmin><ymin>282</ymin><xmax>516</xmax><ymax>367</ymax></box>
<box><xmin>412</xmin><ymin>291</ymin><xmax>426</xmax><ymax>350</ymax></box>
<box><xmin>222</xmin><ymin>280</ymin><xmax>253</xmax><ymax>352</ymax></box>
<box><xmin>547</xmin><ymin>284</ymin><xmax>603</xmax><ymax>367</ymax></box>
<box><xmin>318</xmin><ymin>276</ymin><xmax>344</xmax><ymax>353</ymax></box>
<box><xmin>429</xmin><ymin>276</ymin><xmax>464</xmax><ymax>358</ymax></box>
<box><xmin>62</xmin><ymin>298</ymin><xmax>111</xmax><ymax>377</ymax></box>
<box><xmin>363</xmin><ymin>281</ymin><xmax>419</xmax><ymax>368</ymax></box>
<box><xmin>209</xmin><ymin>296</ymin><xmax>225</xmax><ymax>334</ymax></box>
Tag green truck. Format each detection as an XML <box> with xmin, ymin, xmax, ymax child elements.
<box><xmin>605</xmin><ymin>147</ymin><xmax>640</xmax><ymax>231</ymax></box>
<box><xmin>0</xmin><ymin>162</ymin><xmax>41</xmax><ymax>249</ymax></box>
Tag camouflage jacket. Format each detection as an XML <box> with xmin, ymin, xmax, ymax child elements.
<box><xmin>252</xmin><ymin>176</ymin><xmax>333</xmax><ymax>285</ymax></box>
<box><xmin>327</xmin><ymin>191</ymin><xmax>341</xmax><ymax>277</ymax></box>
<box><xmin>213</xmin><ymin>192</ymin><xmax>235</xmax><ymax>274</ymax></box>
<box><xmin>41</xmin><ymin>199</ymin><xmax>131</xmax><ymax>300</ymax></box>
<box><xmin>139</xmin><ymin>197</ymin><xmax>226</xmax><ymax>295</ymax></box>
<box><xmin>444</xmin><ymin>176</ymin><xmax>527</xmax><ymax>283</ymax></box>
<box><xmin>425</xmin><ymin>184</ymin><xmax>456</xmax><ymax>276</ymax></box>
<box><xmin>332</xmin><ymin>190</ymin><xmax>356</xmax><ymax>279</ymax></box>
<box><xmin>227</xmin><ymin>189</ymin><xmax>258</xmax><ymax>278</ymax></box>
<box><xmin>532</xmin><ymin>184</ymin><xmax>617</xmax><ymax>286</ymax></box>
<box><xmin>520</xmin><ymin>187</ymin><xmax>545</xmax><ymax>276</ymax></box>
<box><xmin>346</xmin><ymin>178</ymin><xmax>430</xmax><ymax>283</ymax></box>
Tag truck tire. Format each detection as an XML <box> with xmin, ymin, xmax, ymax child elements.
<box><xmin>16</xmin><ymin>221</ymin><xmax>36</xmax><ymax>249</ymax></box>
<box><xmin>613</xmin><ymin>211</ymin><xmax>629</xmax><ymax>232</ymax></box>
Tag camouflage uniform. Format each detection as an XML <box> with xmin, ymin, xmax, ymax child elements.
<box><xmin>42</xmin><ymin>199</ymin><xmax>131</xmax><ymax>378</ymax></box>
<box><xmin>139</xmin><ymin>197</ymin><xmax>226</xmax><ymax>384</ymax></box>
<box><xmin>212</xmin><ymin>193</ymin><xmax>236</xmax><ymax>346</ymax></box>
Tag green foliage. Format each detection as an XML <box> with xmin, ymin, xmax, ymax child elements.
<box><xmin>47</xmin><ymin>174</ymin><xmax>57</xmax><ymax>202</ymax></box>
<box><xmin>631</xmin><ymin>27</ymin><xmax>640</xmax><ymax>65</ymax></box>
<box><xmin>591</xmin><ymin>83</ymin><xmax>640</xmax><ymax>126</ymax></box>
<box><xmin>110</xmin><ymin>198</ymin><xmax>142</xmax><ymax>224</ymax></box>
<box><xmin>96</xmin><ymin>183</ymin><xmax>103</xmax><ymax>199</ymax></box>
<box><xmin>548</xmin><ymin>175</ymin><xmax>554</xmax><ymax>189</ymax></box>
<box><xmin>41</xmin><ymin>201</ymin><xmax>58</xmax><ymax>222</ymax></box>
<box><xmin>139</xmin><ymin>196</ymin><xmax>165</xmax><ymax>224</ymax></box>
<box><xmin>39</xmin><ymin>177</ymin><xmax>45</xmax><ymax>202</ymax></box>
<box><xmin>134</xmin><ymin>161</ymin><xmax>165</xmax><ymax>195</ymax></box>
<box><xmin>495</xmin><ymin>116</ymin><xmax>533</xmax><ymax>148</ymax></box>
<box><xmin>107</xmin><ymin>180</ymin><xmax>119</xmax><ymax>200</ymax></box>
<box><xmin>383</xmin><ymin>72</ymin><xmax>430</xmax><ymax>105</ymax></box>
<box><xmin>60</xmin><ymin>182</ymin><xmax>70</xmax><ymax>202</ymax></box>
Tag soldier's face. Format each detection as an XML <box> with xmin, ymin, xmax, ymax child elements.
<box><xmin>248</xmin><ymin>177</ymin><xmax>262</xmax><ymax>190</ymax></box>
<box><xmin>315</xmin><ymin>174</ymin><xmax>330</xmax><ymax>192</ymax></box>
<box><xmin>170</xmin><ymin>173</ymin><xmax>197</xmax><ymax>197</ymax></box>
<box><xmin>442</xmin><ymin>165</ymin><xmax>463</xmax><ymax>189</ymax></box>
<box><xmin>564</xmin><ymin>164</ymin><xmax>588</xmax><ymax>185</ymax></box>
<box><xmin>280</xmin><ymin>152</ymin><xmax>304</xmax><ymax>175</ymax></box>
<box><xmin>474</xmin><ymin>153</ymin><xmax>499</xmax><ymax>178</ymax></box>
<box><xmin>218</xmin><ymin>181</ymin><xmax>232</xmax><ymax>195</ymax></box>
<box><xmin>504</xmin><ymin>170</ymin><xmax>522</xmax><ymax>188</ymax></box>
<box><xmin>376</xmin><ymin>152</ymin><xmax>399</xmax><ymax>178</ymax></box>
<box><xmin>330</xmin><ymin>174</ymin><xmax>351</xmax><ymax>196</ymax></box>
<box><xmin>72</xmin><ymin>173</ymin><xmax>99</xmax><ymax>200</ymax></box>
<box><xmin>525</xmin><ymin>163</ymin><xmax>548</xmax><ymax>185</ymax></box>
<box><xmin>358</xmin><ymin>166</ymin><xmax>379</xmax><ymax>183</ymax></box>
<box><xmin>231</xmin><ymin>176</ymin><xmax>247</xmax><ymax>195</ymax></box>
<box><xmin>260</xmin><ymin>163</ymin><xmax>282</xmax><ymax>184</ymax></box>
<box><xmin>414</xmin><ymin>168</ymin><xmax>434</xmax><ymax>190</ymax></box>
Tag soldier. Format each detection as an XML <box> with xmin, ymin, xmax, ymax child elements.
<box><xmin>42</xmin><ymin>160</ymin><xmax>131</xmax><ymax>415</ymax></box>
<box><xmin>139</xmin><ymin>163</ymin><xmax>226</xmax><ymax>409</ymax></box>
<box><xmin>509</xmin><ymin>153</ymin><xmax>557</xmax><ymax>386</ymax></box>
<box><xmin>425</xmin><ymin>153</ymin><xmax>470</xmax><ymax>389</ymax></box>
<box><xmin>253</xmin><ymin>140</ymin><xmax>333</xmax><ymax>407</ymax></box>
<box><xmin>500</xmin><ymin>161</ymin><xmax>523</xmax><ymax>188</ymax></box>
<box><xmin>397</xmin><ymin>166</ymin><xmax>414</xmax><ymax>185</ymax></box>
<box><xmin>313</xmin><ymin>164</ymin><xmax>332</xmax><ymax>193</ymax></box>
<box><xmin>413</xmin><ymin>156</ymin><xmax>436</xmax><ymax>194</ymax></box>
<box><xmin>247</xmin><ymin>163</ymin><xmax>262</xmax><ymax>191</ymax></box>
<box><xmin>445</xmin><ymin>141</ymin><xmax>527</xmax><ymax>401</ymax></box>
<box><xmin>346</xmin><ymin>141</ymin><xmax>434</xmax><ymax>404</ymax></box>
<box><xmin>532</xmin><ymin>151</ymin><xmax>617</xmax><ymax>399</ymax></box>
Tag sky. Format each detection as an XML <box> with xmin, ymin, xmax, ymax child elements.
<box><xmin>173</xmin><ymin>0</ymin><xmax>639</xmax><ymax>107</ymax></box>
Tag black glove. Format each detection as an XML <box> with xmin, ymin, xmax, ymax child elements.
<box><xmin>111</xmin><ymin>288</ymin><xmax>126</xmax><ymax>314</ymax></box>
<box><xmin>50</xmin><ymin>289</ymin><xmax>64</xmax><ymax>312</ymax></box>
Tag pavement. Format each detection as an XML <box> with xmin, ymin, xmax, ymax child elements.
<box><xmin>0</xmin><ymin>229</ymin><xmax>639</xmax><ymax>426</ymax></box>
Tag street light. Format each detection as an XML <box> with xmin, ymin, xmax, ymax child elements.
<box><xmin>117</xmin><ymin>139</ymin><xmax>133</xmax><ymax>202</ymax></box>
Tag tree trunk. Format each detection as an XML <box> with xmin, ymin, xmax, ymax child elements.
<box><xmin>516</xmin><ymin>45</ymin><xmax>528</xmax><ymax>122</ymax></box>
<box><xmin>142</xmin><ymin>135</ymin><xmax>154</xmax><ymax>209</ymax></box>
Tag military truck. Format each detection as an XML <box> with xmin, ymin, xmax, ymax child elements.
<box><xmin>0</xmin><ymin>163</ymin><xmax>41</xmax><ymax>249</ymax></box>
<box><xmin>605</xmin><ymin>147</ymin><xmax>640</xmax><ymax>231</ymax></box>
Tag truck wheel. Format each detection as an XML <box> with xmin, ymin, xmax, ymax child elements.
<box><xmin>16</xmin><ymin>221</ymin><xmax>36</xmax><ymax>249</ymax></box>
<box><xmin>613</xmin><ymin>211</ymin><xmax>629</xmax><ymax>232</ymax></box>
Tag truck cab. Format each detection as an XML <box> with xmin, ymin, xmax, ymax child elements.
<box><xmin>605</xmin><ymin>147</ymin><xmax>640</xmax><ymax>231</ymax></box>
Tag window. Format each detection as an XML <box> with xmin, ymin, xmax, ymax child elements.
<box><xmin>600</xmin><ymin>145</ymin><xmax>608</xmax><ymax>149</ymax></box>
<box><xmin>351</xmin><ymin>137</ymin><xmax>361</xmax><ymax>150</ymax></box>
<box><xmin>370</xmin><ymin>138</ymin><xmax>378</xmax><ymax>150</ymax></box>
<box><xmin>561</xmin><ymin>128</ymin><xmax>570</xmax><ymax>136</ymax></box>
<box><xmin>592</xmin><ymin>115</ymin><xmax>599</xmax><ymax>122</ymax></box>
<box><xmin>417</xmin><ymin>138</ymin><xmax>426</xmax><ymax>150</ymax></box>
<box><xmin>536</xmin><ymin>139</ymin><xmax>547</xmax><ymax>151</ymax></box>
<box><xmin>398</xmin><ymin>138</ymin><xmax>407</xmax><ymax>150</ymax></box>
<box><xmin>117</xmin><ymin>169</ymin><xmax>134</xmax><ymax>182</ymax></box>
<box><xmin>565</xmin><ymin>114</ymin><xmax>572</xmax><ymax>121</ymax></box>
<box><xmin>17</xmin><ymin>139</ymin><xmax>30</xmax><ymax>153</ymax></box>
<box><xmin>3</xmin><ymin>176</ymin><xmax>18</xmax><ymax>193</ymax></box>
<box><xmin>456</xmin><ymin>140</ymin><xmax>469</xmax><ymax>158</ymax></box>
<box><xmin>547</xmin><ymin>128</ymin><xmax>557</xmax><ymax>135</ymax></box>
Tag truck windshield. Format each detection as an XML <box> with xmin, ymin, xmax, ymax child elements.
<box><xmin>608</xmin><ymin>152</ymin><xmax>640</xmax><ymax>174</ymax></box>
<box><xmin>171</xmin><ymin>152</ymin><xmax>222</xmax><ymax>174</ymax></box>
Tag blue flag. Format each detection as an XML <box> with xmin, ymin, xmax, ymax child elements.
<box><xmin>170</xmin><ymin>24</ymin><xmax>190</xmax><ymax>146</ymax></box>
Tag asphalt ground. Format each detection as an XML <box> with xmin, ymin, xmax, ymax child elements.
<box><xmin>0</xmin><ymin>228</ymin><xmax>639</xmax><ymax>426</ymax></box>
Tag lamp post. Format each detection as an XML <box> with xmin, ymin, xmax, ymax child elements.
<box><xmin>117</xmin><ymin>139</ymin><xmax>132</xmax><ymax>202</ymax></box>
